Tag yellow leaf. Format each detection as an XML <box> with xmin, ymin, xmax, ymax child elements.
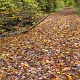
<box><xmin>22</xmin><ymin>52</ymin><xmax>25</xmax><ymax>55</ymax></box>
<box><xmin>74</xmin><ymin>62</ymin><xmax>79</xmax><ymax>65</ymax></box>
<box><xmin>65</xmin><ymin>51</ymin><xmax>70</xmax><ymax>54</ymax></box>
<box><xmin>0</xmin><ymin>54</ymin><xmax>5</xmax><ymax>59</ymax></box>
<box><xmin>52</xmin><ymin>77</ymin><xmax>60</xmax><ymax>80</ymax></box>
<box><xmin>16</xmin><ymin>52</ymin><xmax>19</xmax><ymax>54</ymax></box>
<box><xmin>58</xmin><ymin>62</ymin><xmax>64</xmax><ymax>66</ymax></box>
<box><xmin>61</xmin><ymin>72</ymin><xmax>65</xmax><ymax>75</ymax></box>
<box><xmin>61</xmin><ymin>51</ymin><xmax>70</xmax><ymax>55</ymax></box>
<box><xmin>25</xmin><ymin>57</ymin><xmax>28</xmax><ymax>60</ymax></box>
<box><xmin>0</xmin><ymin>74</ymin><xmax>2</xmax><ymax>80</ymax></box>
<box><xmin>62</xmin><ymin>67</ymin><xmax>70</xmax><ymax>72</ymax></box>
<box><xmin>42</xmin><ymin>60</ymin><xmax>46</xmax><ymax>64</ymax></box>
<box><xmin>47</xmin><ymin>39</ymin><xmax>51</xmax><ymax>43</ymax></box>
<box><xmin>67</xmin><ymin>75</ymin><xmax>72</xmax><ymax>80</ymax></box>
<box><xmin>24</xmin><ymin>62</ymin><xmax>29</xmax><ymax>67</ymax></box>
<box><xmin>28</xmin><ymin>45</ymin><xmax>32</xmax><ymax>48</ymax></box>
<box><xmin>76</xmin><ymin>76</ymin><xmax>79</xmax><ymax>78</ymax></box>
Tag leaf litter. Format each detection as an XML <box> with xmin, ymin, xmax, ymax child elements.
<box><xmin>0</xmin><ymin>8</ymin><xmax>80</xmax><ymax>80</ymax></box>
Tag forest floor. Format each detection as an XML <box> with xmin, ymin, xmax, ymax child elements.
<box><xmin>0</xmin><ymin>7</ymin><xmax>80</xmax><ymax>80</ymax></box>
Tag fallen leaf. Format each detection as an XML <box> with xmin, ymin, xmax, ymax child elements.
<box><xmin>67</xmin><ymin>75</ymin><xmax>72</xmax><ymax>80</ymax></box>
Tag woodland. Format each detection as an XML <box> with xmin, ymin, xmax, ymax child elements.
<box><xmin>0</xmin><ymin>0</ymin><xmax>80</xmax><ymax>80</ymax></box>
<box><xmin>0</xmin><ymin>0</ymin><xmax>80</xmax><ymax>36</ymax></box>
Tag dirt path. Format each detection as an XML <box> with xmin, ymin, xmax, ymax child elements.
<box><xmin>0</xmin><ymin>8</ymin><xmax>80</xmax><ymax>80</ymax></box>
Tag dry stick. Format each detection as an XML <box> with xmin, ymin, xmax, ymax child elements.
<box><xmin>22</xmin><ymin>14</ymin><xmax>50</xmax><ymax>34</ymax></box>
<box><xmin>0</xmin><ymin>14</ymin><xmax>50</xmax><ymax>39</ymax></box>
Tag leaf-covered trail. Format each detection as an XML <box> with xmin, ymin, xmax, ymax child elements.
<box><xmin>0</xmin><ymin>8</ymin><xmax>80</xmax><ymax>80</ymax></box>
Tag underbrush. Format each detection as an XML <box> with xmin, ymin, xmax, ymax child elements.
<box><xmin>0</xmin><ymin>11</ymin><xmax>48</xmax><ymax>37</ymax></box>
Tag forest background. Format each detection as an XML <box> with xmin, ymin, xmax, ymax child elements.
<box><xmin>0</xmin><ymin>0</ymin><xmax>80</xmax><ymax>36</ymax></box>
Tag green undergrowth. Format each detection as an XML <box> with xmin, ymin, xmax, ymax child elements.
<box><xmin>0</xmin><ymin>12</ymin><xmax>48</xmax><ymax>36</ymax></box>
<box><xmin>0</xmin><ymin>0</ymin><xmax>80</xmax><ymax>37</ymax></box>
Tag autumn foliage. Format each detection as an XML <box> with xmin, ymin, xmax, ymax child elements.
<box><xmin>0</xmin><ymin>7</ymin><xmax>80</xmax><ymax>80</ymax></box>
